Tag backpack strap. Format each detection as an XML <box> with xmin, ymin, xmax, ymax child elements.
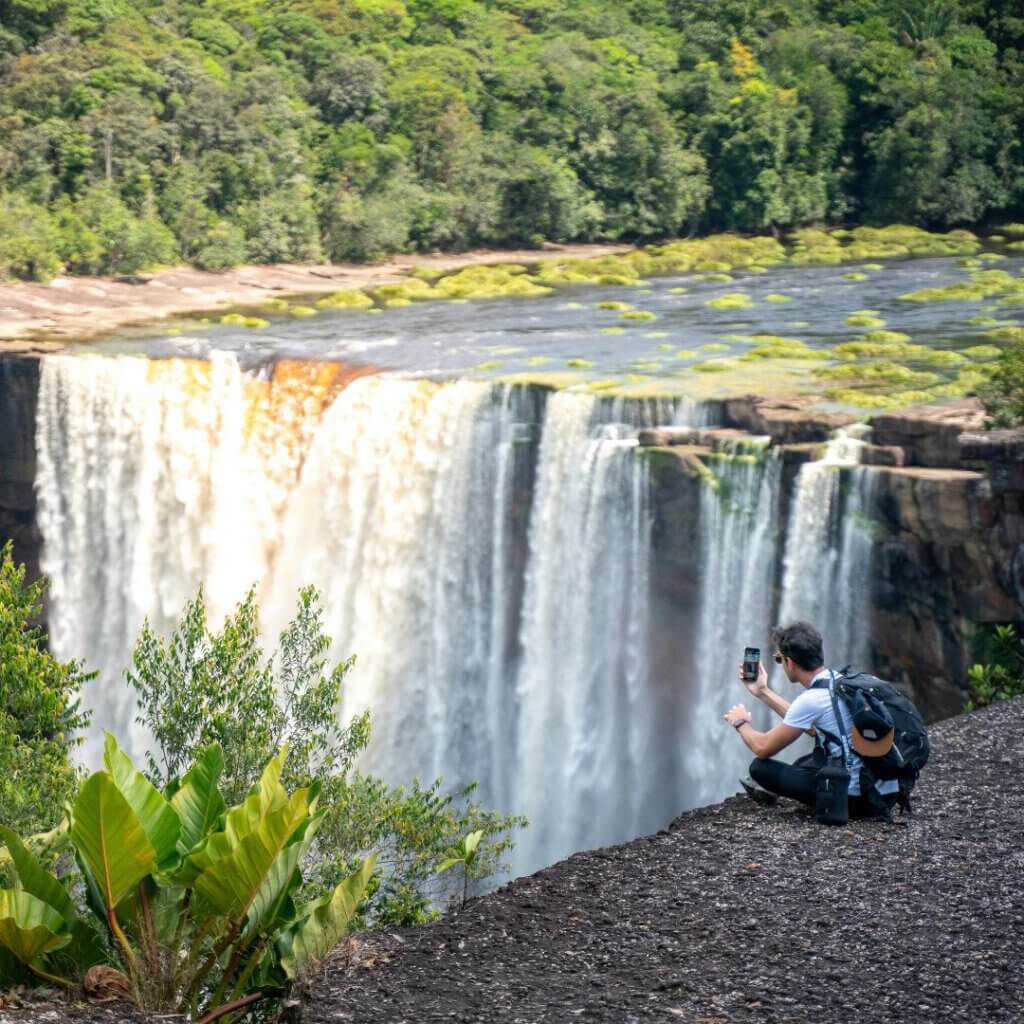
<box><xmin>826</xmin><ymin>671</ymin><xmax>854</xmax><ymax>769</ymax></box>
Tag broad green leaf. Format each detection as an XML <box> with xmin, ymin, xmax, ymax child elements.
<box><xmin>104</xmin><ymin>733</ymin><xmax>181</xmax><ymax>867</ymax></box>
<box><xmin>464</xmin><ymin>830</ymin><xmax>483</xmax><ymax>857</ymax></box>
<box><xmin>71</xmin><ymin>773</ymin><xmax>157</xmax><ymax>910</ymax></box>
<box><xmin>222</xmin><ymin>749</ymin><xmax>289</xmax><ymax>847</ymax></box>
<box><xmin>0</xmin><ymin>890</ymin><xmax>70</xmax><ymax>964</ymax></box>
<box><xmin>245</xmin><ymin>813</ymin><xmax>323</xmax><ymax>936</ymax></box>
<box><xmin>193</xmin><ymin>788</ymin><xmax>311</xmax><ymax>922</ymax></box>
<box><xmin>0</xmin><ymin>825</ymin><xmax>76</xmax><ymax>925</ymax></box>
<box><xmin>279</xmin><ymin>856</ymin><xmax>376</xmax><ymax>980</ymax></box>
<box><xmin>436</xmin><ymin>858</ymin><xmax>462</xmax><ymax>874</ymax></box>
<box><xmin>170</xmin><ymin>744</ymin><xmax>226</xmax><ymax>853</ymax></box>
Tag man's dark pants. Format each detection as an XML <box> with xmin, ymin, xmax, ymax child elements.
<box><xmin>750</xmin><ymin>753</ymin><xmax>894</xmax><ymax>819</ymax></box>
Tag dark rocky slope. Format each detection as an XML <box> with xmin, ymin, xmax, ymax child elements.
<box><xmin>0</xmin><ymin>698</ymin><xmax>1020</xmax><ymax>1024</ymax></box>
<box><xmin>311</xmin><ymin>697</ymin><xmax>1023</xmax><ymax>1024</ymax></box>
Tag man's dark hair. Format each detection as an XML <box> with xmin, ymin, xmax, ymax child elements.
<box><xmin>772</xmin><ymin>622</ymin><xmax>824</xmax><ymax>671</ymax></box>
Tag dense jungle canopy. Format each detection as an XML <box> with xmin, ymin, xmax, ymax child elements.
<box><xmin>0</xmin><ymin>0</ymin><xmax>1022</xmax><ymax>278</ymax></box>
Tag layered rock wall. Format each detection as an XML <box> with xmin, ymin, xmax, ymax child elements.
<box><xmin>0</xmin><ymin>355</ymin><xmax>41</xmax><ymax>581</ymax></box>
<box><xmin>647</xmin><ymin>397</ymin><xmax>1024</xmax><ymax>720</ymax></box>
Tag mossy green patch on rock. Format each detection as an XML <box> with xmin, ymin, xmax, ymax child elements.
<box><xmin>221</xmin><ymin>313</ymin><xmax>269</xmax><ymax>327</ymax></box>
<box><xmin>621</xmin><ymin>310</ymin><xmax>657</xmax><ymax>321</ymax></box>
<box><xmin>475</xmin><ymin>361</ymin><xmax>502</xmax><ymax>370</ymax></box>
<box><xmin>597</xmin><ymin>301</ymin><xmax>633</xmax><ymax>311</ymax></box>
<box><xmin>986</xmin><ymin>325</ymin><xmax>1024</xmax><ymax>342</ymax></box>
<box><xmin>290</xmin><ymin>306</ymin><xmax>317</xmax><ymax>317</ymax></box>
<box><xmin>600</xmin><ymin>326</ymin><xmax>626</xmax><ymax>335</ymax></box>
<box><xmin>316</xmin><ymin>289</ymin><xmax>375</xmax><ymax>309</ymax></box>
<box><xmin>963</xmin><ymin>345</ymin><xmax>1002</xmax><ymax>359</ymax></box>
<box><xmin>764</xmin><ymin>293</ymin><xmax>792</xmax><ymax>302</ymax></box>
<box><xmin>692</xmin><ymin>359</ymin><xmax>739</xmax><ymax>372</ymax></box>
<box><xmin>814</xmin><ymin>360</ymin><xmax>941</xmax><ymax>389</ymax></box>
<box><xmin>705</xmin><ymin>292</ymin><xmax>753</xmax><ymax>310</ymax></box>
<box><xmin>701</xmin><ymin>342</ymin><xmax>730</xmax><ymax>351</ymax></box>
<box><xmin>843</xmin><ymin>272</ymin><xmax>868</xmax><ymax>281</ymax></box>
<box><xmin>566</xmin><ymin>358</ymin><xmax>594</xmax><ymax>368</ymax></box>
<box><xmin>262</xmin><ymin>298</ymin><xmax>290</xmax><ymax>312</ymax></box>
<box><xmin>846</xmin><ymin>313</ymin><xmax>886</xmax><ymax>328</ymax></box>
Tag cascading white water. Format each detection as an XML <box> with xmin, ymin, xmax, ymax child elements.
<box><xmin>777</xmin><ymin>427</ymin><xmax>879</xmax><ymax>673</ymax></box>
<box><xmin>685</xmin><ymin>442</ymin><xmax>784</xmax><ymax>805</ymax></box>
<box><xmin>35</xmin><ymin>348</ymin><xmax>884</xmax><ymax>882</ymax></box>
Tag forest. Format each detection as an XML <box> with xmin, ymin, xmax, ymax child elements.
<box><xmin>0</xmin><ymin>0</ymin><xmax>1022</xmax><ymax>277</ymax></box>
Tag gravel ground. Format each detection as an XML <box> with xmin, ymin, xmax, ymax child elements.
<box><xmin>4</xmin><ymin>698</ymin><xmax>1021</xmax><ymax>1024</ymax></box>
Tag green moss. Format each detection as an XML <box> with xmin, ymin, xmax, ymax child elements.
<box><xmin>980</xmin><ymin>250</ymin><xmax>1009</xmax><ymax>259</ymax></box>
<box><xmin>597</xmin><ymin>301</ymin><xmax>633</xmax><ymax>311</ymax></box>
<box><xmin>958</xmin><ymin>257</ymin><xmax>983</xmax><ymax>268</ymax></box>
<box><xmin>220</xmin><ymin>312</ymin><xmax>248</xmax><ymax>325</ymax></box>
<box><xmin>846</xmin><ymin>313</ymin><xmax>886</xmax><ymax>328</ymax></box>
<box><xmin>705</xmin><ymin>292</ymin><xmax>753</xmax><ymax>310</ymax></box>
<box><xmin>564</xmin><ymin>302</ymin><xmax>585</xmax><ymax>310</ymax></box>
<box><xmin>815</xmin><ymin>360</ymin><xmax>941</xmax><ymax>388</ymax></box>
<box><xmin>824</xmin><ymin>388</ymin><xmax>901</xmax><ymax>409</ymax></box>
<box><xmin>703</xmin><ymin>273</ymin><xmax>733</xmax><ymax>282</ymax></box>
<box><xmin>862</xmin><ymin>263</ymin><xmax>884</xmax><ymax>271</ymax></box>
<box><xmin>475</xmin><ymin>361</ymin><xmax>502</xmax><ymax>370</ymax></box>
<box><xmin>968</xmin><ymin>315</ymin><xmax>998</xmax><ymax>325</ymax></box>
<box><xmin>621</xmin><ymin>310</ymin><xmax>657</xmax><ymax>321</ymax></box>
<box><xmin>630</xmin><ymin>361</ymin><xmax>663</xmax><ymax>372</ymax></box>
<box><xmin>995</xmin><ymin>223</ymin><xmax>1024</xmax><ymax>235</ymax></box>
<box><xmin>376</xmin><ymin>279</ymin><xmax>435</xmax><ymax>302</ymax></box>
<box><xmin>263</xmin><ymin>298</ymin><xmax>290</xmax><ymax>312</ymax></box>
<box><xmin>315</xmin><ymin>289</ymin><xmax>375</xmax><ymax>309</ymax></box>
<box><xmin>385</xmin><ymin>297</ymin><xmax>412</xmax><ymax>307</ymax></box>
<box><xmin>646</xmin><ymin>331</ymin><xmax>671</xmax><ymax>339</ymax></box>
<box><xmin>290</xmin><ymin>306</ymin><xmax>317</xmax><ymax>317</ymax></box>
<box><xmin>746</xmin><ymin>265</ymin><xmax>768</xmax><ymax>273</ymax></box>
<box><xmin>675</xmin><ymin>350</ymin><xmax>698</xmax><ymax>358</ymax></box>
<box><xmin>987</xmin><ymin>326</ymin><xmax>1024</xmax><ymax>342</ymax></box>
<box><xmin>657</xmin><ymin>343</ymin><xmax>675</xmax><ymax>351</ymax></box>
<box><xmin>585</xmin><ymin>379</ymin><xmax>623</xmax><ymax>392</ymax></box>
<box><xmin>692</xmin><ymin>360</ymin><xmax>738</xmax><ymax>372</ymax></box>
<box><xmin>600</xmin><ymin>326</ymin><xmax>626</xmax><ymax>335</ymax></box>
<box><xmin>963</xmin><ymin>345</ymin><xmax>1002</xmax><ymax>359</ymax></box>
<box><xmin>668</xmin><ymin>287</ymin><xmax>690</xmax><ymax>294</ymax></box>
<box><xmin>701</xmin><ymin>342</ymin><xmax>730</xmax><ymax>351</ymax></box>
<box><xmin>843</xmin><ymin>271</ymin><xmax>868</xmax><ymax>281</ymax></box>
<box><xmin>744</xmin><ymin>343</ymin><xmax>828</xmax><ymax>361</ymax></box>
<box><xmin>566</xmin><ymin>358</ymin><xmax>594</xmax><ymax>368</ymax></box>
<box><xmin>764</xmin><ymin>293</ymin><xmax>792</xmax><ymax>302</ymax></box>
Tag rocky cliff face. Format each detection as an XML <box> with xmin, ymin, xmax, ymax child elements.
<box><xmin>0</xmin><ymin>354</ymin><xmax>41</xmax><ymax>581</ymax></box>
<box><xmin>646</xmin><ymin>397</ymin><xmax>1024</xmax><ymax>720</ymax></box>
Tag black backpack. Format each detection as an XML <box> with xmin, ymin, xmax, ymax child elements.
<box><xmin>833</xmin><ymin>671</ymin><xmax>930</xmax><ymax>815</ymax></box>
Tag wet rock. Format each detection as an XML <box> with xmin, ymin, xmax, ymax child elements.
<box><xmin>869</xmin><ymin>399</ymin><xmax>986</xmax><ymax>467</ymax></box>
<box><xmin>0</xmin><ymin>354</ymin><xmax>41</xmax><ymax>582</ymax></box>
<box><xmin>721</xmin><ymin>394</ymin><xmax>855</xmax><ymax>444</ymax></box>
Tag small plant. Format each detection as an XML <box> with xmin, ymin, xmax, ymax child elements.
<box><xmin>0</xmin><ymin>737</ymin><xmax>375</xmax><ymax>1020</ymax></box>
<box><xmin>436</xmin><ymin>830</ymin><xmax>484</xmax><ymax>909</ymax></box>
<box><xmin>979</xmin><ymin>337</ymin><xmax>1024</xmax><ymax>428</ymax></box>
<box><xmin>965</xmin><ymin>625</ymin><xmax>1024</xmax><ymax>711</ymax></box>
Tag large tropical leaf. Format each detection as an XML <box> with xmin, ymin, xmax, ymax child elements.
<box><xmin>175</xmin><ymin>749</ymin><xmax>290</xmax><ymax>888</ymax></box>
<box><xmin>0</xmin><ymin>890</ymin><xmax>70</xmax><ymax>964</ymax></box>
<box><xmin>192</xmin><ymin>789</ymin><xmax>311</xmax><ymax>923</ymax></box>
<box><xmin>170</xmin><ymin>744</ymin><xmax>226</xmax><ymax>854</ymax></box>
<box><xmin>223</xmin><ymin>750</ymin><xmax>289</xmax><ymax>846</ymax></box>
<box><xmin>0</xmin><ymin>825</ymin><xmax>76</xmax><ymax>925</ymax></box>
<box><xmin>71</xmin><ymin>773</ymin><xmax>157</xmax><ymax>910</ymax></box>
<box><xmin>278</xmin><ymin>856</ymin><xmax>376</xmax><ymax>980</ymax></box>
<box><xmin>103</xmin><ymin>734</ymin><xmax>181</xmax><ymax>868</ymax></box>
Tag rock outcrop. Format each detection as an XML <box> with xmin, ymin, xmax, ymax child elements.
<box><xmin>0</xmin><ymin>355</ymin><xmax>41</xmax><ymax>581</ymax></box>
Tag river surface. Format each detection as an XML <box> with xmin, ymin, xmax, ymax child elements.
<box><xmin>80</xmin><ymin>251</ymin><xmax>1023</xmax><ymax>394</ymax></box>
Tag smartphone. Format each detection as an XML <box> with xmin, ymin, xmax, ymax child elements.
<box><xmin>742</xmin><ymin>647</ymin><xmax>760</xmax><ymax>682</ymax></box>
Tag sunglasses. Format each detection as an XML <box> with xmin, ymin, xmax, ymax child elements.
<box><xmin>773</xmin><ymin>652</ymin><xmax>785</xmax><ymax>664</ymax></box>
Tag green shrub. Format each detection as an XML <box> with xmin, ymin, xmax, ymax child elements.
<box><xmin>0</xmin><ymin>739</ymin><xmax>375</xmax><ymax>1018</ymax></box>
<box><xmin>0</xmin><ymin>194</ymin><xmax>61</xmax><ymax>281</ymax></box>
<box><xmin>127</xmin><ymin>586</ymin><xmax>524</xmax><ymax>926</ymax></box>
<box><xmin>979</xmin><ymin>336</ymin><xmax>1024</xmax><ymax>427</ymax></box>
<box><xmin>0</xmin><ymin>544</ymin><xmax>91</xmax><ymax>842</ymax></box>
<box><xmin>965</xmin><ymin>625</ymin><xmax>1024</xmax><ymax>711</ymax></box>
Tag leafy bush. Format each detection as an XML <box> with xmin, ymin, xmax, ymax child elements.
<box><xmin>0</xmin><ymin>543</ymin><xmax>91</xmax><ymax>842</ymax></box>
<box><xmin>979</xmin><ymin>337</ymin><xmax>1024</xmax><ymax>428</ymax></box>
<box><xmin>965</xmin><ymin>625</ymin><xmax>1024</xmax><ymax>711</ymax></box>
<box><xmin>127</xmin><ymin>586</ymin><xmax>525</xmax><ymax>925</ymax></box>
<box><xmin>0</xmin><ymin>194</ymin><xmax>61</xmax><ymax>282</ymax></box>
<box><xmin>0</xmin><ymin>738</ymin><xmax>374</xmax><ymax>1020</ymax></box>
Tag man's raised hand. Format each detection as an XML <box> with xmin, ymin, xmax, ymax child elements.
<box><xmin>738</xmin><ymin>660</ymin><xmax>769</xmax><ymax>698</ymax></box>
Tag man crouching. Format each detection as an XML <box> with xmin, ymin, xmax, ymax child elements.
<box><xmin>723</xmin><ymin>621</ymin><xmax>898</xmax><ymax>819</ymax></box>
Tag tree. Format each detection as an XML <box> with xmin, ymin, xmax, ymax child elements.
<box><xmin>0</xmin><ymin>543</ymin><xmax>92</xmax><ymax>839</ymax></box>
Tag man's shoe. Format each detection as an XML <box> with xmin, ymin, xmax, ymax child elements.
<box><xmin>739</xmin><ymin>777</ymin><xmax>778</xmax><ymax>806</ymax></box>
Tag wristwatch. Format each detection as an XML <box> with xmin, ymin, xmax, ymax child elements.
<box><xmin>733</xmin><ymin>719</ymin><xmax>749</xmax><ymax>730</ymax></box>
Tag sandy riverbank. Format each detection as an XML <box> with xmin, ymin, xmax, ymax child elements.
<box><xmin>0</xmin><ymin>244</ymin><xmax>633</xmax><ymax>353</ymax></box>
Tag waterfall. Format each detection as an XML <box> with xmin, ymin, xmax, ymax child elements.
<box><xmin>684</xmin><ymin>442</ymin><xmax>784</xmax><ymax>805</ymax></box>
<box><xmin>35</xmin><ymin>346</ymin><xmax>884</xmax><ymax>881</ymax></box>
<box><xmin>777</xmin><ymin>427</ymin><xmax>879</xmax><ymax>674</ymax></box>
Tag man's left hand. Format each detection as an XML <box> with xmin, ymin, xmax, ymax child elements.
<box><xmin>724</xmin><ymin>703</ymin><xmax>753</xmax><ymax>728</ymax></box>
